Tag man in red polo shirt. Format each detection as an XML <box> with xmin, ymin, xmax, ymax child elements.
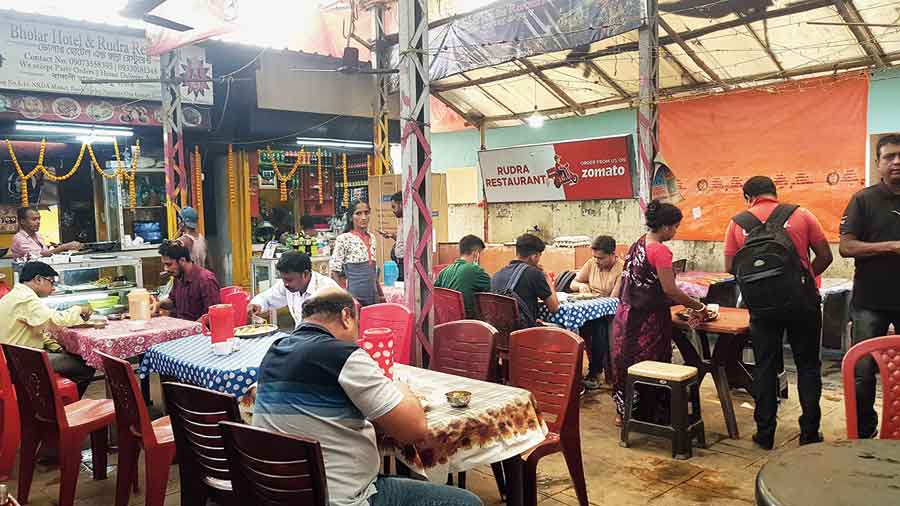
<box><xmin>153</xmin><ymin>241</ymin><xmax>220</xmax><ymax>321</ymax></box>
<box><xmin>723</xmin><ymin>176</ymin><xmax>833</xmax><ymax>450</ymax></box>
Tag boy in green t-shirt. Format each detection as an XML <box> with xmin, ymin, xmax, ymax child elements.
<box><xmin>435</xmin><ymin>235</ymin><xmax>491</xmax><ymax>318</ymax></box>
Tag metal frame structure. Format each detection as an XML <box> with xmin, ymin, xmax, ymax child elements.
<box><xmin>159</xmin><ymin>50</ymin><xmax>190</xmax><ymax>237</ymax></box>
<box><xmin>398</xmin><ymin>0</ymin><xmax>434</xmax><ymax>364</ymax></box>
<box><xmin>372</xmin><ymin>5</ymin><xmax>392</xmax><ymax>176</ymax></box>
<box><xmin>637</xmin><ymin>0</ymin><xmax>660</xmax><ymax>208</ymax></box>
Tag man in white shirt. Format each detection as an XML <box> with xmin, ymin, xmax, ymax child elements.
<box><xmin>248</xmin><ymin>251</ymin><xmax>339</xmax><ymax>327</ymax></box>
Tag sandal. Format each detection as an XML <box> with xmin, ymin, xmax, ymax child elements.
<box><xmin>614</xmin><ymin>415</ymin><xmax>622</xmax><ymax>427</ymax></box>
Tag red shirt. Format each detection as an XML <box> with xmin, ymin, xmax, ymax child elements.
<box><xmin>723</xmin><ymin>197</ymin><xmax>827</xmax><ymax>281</ymax></box>
<box><xmin>169</xmin><ymin>266</ymin><xmax>221</xmax><ymax>321</ymax></box>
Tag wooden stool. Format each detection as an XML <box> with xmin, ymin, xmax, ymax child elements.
<box><xmin>619</xmin><ymin>361</ymin><xmax>705</xmax><ymax>459</ymax></box>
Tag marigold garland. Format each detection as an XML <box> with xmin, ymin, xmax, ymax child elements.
<box><xmin>227</xmin><ymin>144</ymin><xmax>237</xmax><ymax>206</ymax></box>
<box><xmin>193</xmin><ymin>145</ymin><xmax>203</xmax><ymax>207</ymax></box>
<box><xmin>88</xmin><ymin>139</ymin><xmax>139</xmax><ymax>209</ymax></box>
<box><xmin>317</xmin><ymin>149</ymin><xmax>324</xmax><ymax>205</ymax></box>
<box><xmin>265</xmin><ymin>146</ymin><xmax>304</xmax><ymax>202</ymax></box>
<box><xmin>342</xmin><ymin>153</ymin><xmax>349</xmax><ymax>208</ymax></box>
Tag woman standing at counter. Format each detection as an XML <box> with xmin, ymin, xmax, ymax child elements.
<box><xmin>329</xmin><ymin>200</ymin><xmax>385</xmax><ymax>306</ymax></box>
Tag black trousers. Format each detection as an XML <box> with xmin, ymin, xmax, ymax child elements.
<box><xmin>580</xmin><ymin>317</ymin><xmax>611</xmax><ymax>378</ymax></box>
<box><xmin>850</xmin><ymin>305</ymin><xmax>900</xmax><ymax>438</ymax></box>
<box><xmin>48</xmin><ymin>351</ymin><xmax>95</xmax><ymax>397</ymax></box>
<box><xmin>749</xmin><ymin>307</ymin><xmax>822</xmax><ymax>439</ymax></box>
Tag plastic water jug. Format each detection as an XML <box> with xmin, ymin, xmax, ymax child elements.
<box><xmin>357</xmin><ymin>327</ymin><xmax>395</xmax><ymax>379</ymax></box>
<box><xmin>383</xmin><ymin>261</ymin><xmax>399</xmax><ymax>287</ymax></box>
<box><xmin>200</xmin><ymin>304</ymin><xmax>235</xmax><ymax>345</ymax></box>
<box><xmin>128</xmin><ymin>288</ymin><xmax>152</xmax><ymax>322</ymax></box>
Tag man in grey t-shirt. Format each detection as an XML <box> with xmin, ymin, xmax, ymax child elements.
<box><xmin>253</xmin><ymin>288</ymin><xmax>482</xmax><ymax>506</ymax></box>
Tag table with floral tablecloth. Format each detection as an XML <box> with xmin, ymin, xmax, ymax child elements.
<box><xmin>50</xmin><ymin>316</ymin><xmax>203</xmax><ymax>371</ymax></box>
<box><xmin>239</xmin><ymin>363</ymin><xmax>547</xmax><ymax>482</ymax></box>
<box><xmin>537</xmin><ymin>297</ymin><xmax>619</xmax><ymax>331</ymax></box>
<box><xmin>676</xmin><ymin>272</ymin><xmax>735</xmax><ymax>299</ymax></box>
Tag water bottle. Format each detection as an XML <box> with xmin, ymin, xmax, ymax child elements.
<box><xmin>383</xmin><ymin>261</ymin><xmax>399</xmax><ymax>287</ymax></box>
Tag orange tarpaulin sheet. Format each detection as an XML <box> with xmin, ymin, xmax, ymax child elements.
<box><xmin>659</xmin><ymin>74</ymin><xmax>868</xmax><ymax>242</ymax></box>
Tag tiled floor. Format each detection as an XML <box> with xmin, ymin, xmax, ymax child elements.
<box><xmin>1</xmin><ymin>354</ymin><xmax>856</xmax><ymax>505</ymax></box>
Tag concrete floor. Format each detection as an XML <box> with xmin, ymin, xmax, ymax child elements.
<box><xmin>1</xmin><ymin>354</ymin><xmax>857</xmax><ymax>506</ymax></box>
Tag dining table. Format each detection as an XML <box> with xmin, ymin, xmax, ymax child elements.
<box><xmin>755</xmin><ymin>440</ymin><xmax>900</xmax><ymax>505</ymax></box>
<box><xmin>537</xmin><ymin>296</ymin><xmax>618</xmax><ymax>331</ymax></box>
<box><xmin>238</xmin><ymin>363</ymin><xmax>548</xmax><ymax>506</ymax></box>
<box><xmin>675</xmin><ymin>272</ymin><xmax>735</xmax><ymax>300</ymax></box>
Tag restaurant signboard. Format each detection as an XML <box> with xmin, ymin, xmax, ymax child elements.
<box><xmin>478</xmin><ymin>136</ymin><xmax>635</xmax><ymax>203</ymax></box>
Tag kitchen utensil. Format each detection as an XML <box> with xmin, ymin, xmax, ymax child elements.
<box><xmin>357</xmin><ymin>328</ymin><xmax>395</xmax><ymax>379</ymax></box>
<box><xmin>221</xmin><ymin>289</ymin><xmax>251</xmax><ymax>327</ymax></box>
<box><xmin>128</xmin><ymin>288</ymin><xmax>152</xmax><ymax>321</ymax></box>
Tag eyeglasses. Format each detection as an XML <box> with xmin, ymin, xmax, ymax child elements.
<box><xmin>37</xmin><ymin>275</ymin><xmax>58</xmax><ymax>287</ymax></box>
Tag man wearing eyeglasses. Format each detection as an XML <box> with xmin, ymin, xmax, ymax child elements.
<box><xmin>0</xmin><ymin>261</ymin><xmax>95</xmax><ymax>396</ymax></box>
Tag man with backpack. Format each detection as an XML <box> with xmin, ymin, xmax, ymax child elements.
<box><xmin>491</xmin><ymin>233</ymin><xmax>560</xmax><ymax>329</ymax></box>
<box><xmin>724</xmin><ymin>176</ymin><xmax>833</xmax><ymax>450</ymax></box>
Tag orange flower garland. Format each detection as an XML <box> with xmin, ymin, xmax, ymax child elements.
<box><xmin>194</xmin><ymin>145</ymin><xmax>203</xmax><ymax>207</ymax></box>
<box><xmin>266</xmin><ymin>146</ymin><xmax>304</xmax><ymax>202</ymax></box>
<box><xmin>88</xmin><ymin>139</ymin><xmax>139</xmax><ymax>209</ymax></box>
<box><xmin>342</xmin><ymin>153</ymin><xmax>349</xmax><ymax>208</ymax></box>
<box><xmin>317</xmin><ymin>149</ymin><xmax>324</xmax><ymax>205</ymax></box>
<box><xmin>227</xmin><ymin>144</ymin><xmax>237</xmax><ymax>206</ymax></box>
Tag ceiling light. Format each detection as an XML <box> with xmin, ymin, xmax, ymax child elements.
<box><xmin>527</xmin><ymin>111</ymin><xmax>545</xmax><ymax>129</ymax></box>
<box><xmin>296</xmin><ymin>137</ymin><xmax>373</xmax><ymax>149</ymax></box>
<box><xmin>16</xmin><ymin>120</ymin><xmax>133</xmax><ymax>137</ymax></box>
<box><xmin>76</xmin><ymin>135</ymin><xmax>118</xmax><ymax>144</ymax></box>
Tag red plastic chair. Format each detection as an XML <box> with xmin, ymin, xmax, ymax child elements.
<box><xmin>162</xmin><ymin>381</ymin><xmax>241</xmax><ymax>506</ymax></box>
<box><xmin>360</xmin><ymin>303</ymin><xmax>415</xmax><ymax>365</ymax></box>
<box><xmin>509</xmin><ymin>327</ymin><xmax>588</xmax><ymax>506</ymax></box>
<box><xmin>842</xmin><ymin>335</ymin><xmax>900</xmax><ymax>440</ymax></box>
<box><xmin>432</xmin><ymin>320</ymin><xmax>498</xmax><ymax>381</ymax></box>
<box><xmin>475</xmin><ymin>293</ymin><xmax>520</xmax><ymax>382</ymax></box>
<box><xmin>434</xmin><ymin>287</ymin><xmax>465</xmax><ymax>325</ymax></box>
<box><xmin>432</xmin><ymin>263</ymin><xmax>450</xmax><ymax>279</ymax></box>
<box><xmin>2</xmin><ymin>344</ymin><xmax>115</xmax><ymax>506</ymax></box>
<box><xmin>220</xmin><ymin>421</ymin><xmax>328</xmax><ymax>505</ymax></box>
<box><xmin>0</xmin><ymin>347</ymin><xmax>79</xmax><ymax>481</ymax></box>
<box><xmin>98</xmin><ymin>353</ymin><xmax>176</xmax><ymax>506</ymax></box>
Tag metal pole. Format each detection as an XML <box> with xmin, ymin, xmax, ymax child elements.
<box><xmin>160</xmin><ymin>50</ymin><xmax>189</xmax><ymax>238</ymax></box>
<box><xmin>637</xmin><ymin>0</ymin><xmax>660</xmax><ymax>209</ymax></box>
<box><xmin>373</xmin><ymin>5</ymin><xmax>391</xmax><ymax>176</ymax></box>
<box><xmin>399</xmin><ymin>0</ymin><xmax>433</xmax><ymax>365</ymax></box>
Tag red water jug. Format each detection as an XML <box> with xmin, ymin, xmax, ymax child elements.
<box><xmin>200</xmin><ymin>304</ymin><xmax>235</xmax><ymax>344</ymax></box>
<box><xmin>221</xmin><ymin>290</ymin><xmax>251</xmax><ymax>326</ymax></box>
<box><xmin>357</xmin><ymin>327</ymin><xmax>395</xmax><ymax>379</ymax></box>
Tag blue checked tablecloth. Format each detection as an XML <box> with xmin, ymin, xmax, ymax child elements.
<box><xmin>138</xmin><ymin>333</ymin><xmax>287</xmax><ymax>399</ymax></box>
<box><xmin>537</xmin><ymin>297</ymin><xmax>619</xmax><ymax>330</ymax></box>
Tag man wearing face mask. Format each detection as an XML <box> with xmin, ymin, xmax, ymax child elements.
<box><xmin>435</xmin><ymin>235</ymin><xmax>491</xmax><ymax>319</ymax></box>
<box><xmin>248</xmin><ymin>251</ymin><xmax>339</xmax><ymax>328</ymax></box>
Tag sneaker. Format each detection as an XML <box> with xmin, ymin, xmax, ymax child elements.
<box><xmin>752</xmin><ymin>432</ymin><xmax>774</xmax><ymax>450</ymax></box>
<box><xmin>583</xmin><ymin>377</ymin><xmax>601</xmax><ymax>391</ymax></box>
<box><xmin>799</xmin><ymin>432</ymin><xmax>824</xmax><ymax>446</ymax></box>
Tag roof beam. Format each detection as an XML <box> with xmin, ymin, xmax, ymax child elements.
<box><xmin>459</xmin><ymin>74</ymin><xmax>529</xmax><ymax>126</ymax></box>
<box><xmin>431</xmin><ymin>91</ymin><xmax>483</xmax><ymax>126</ymax></box>
<box><xmin>832</xmin><ymin>0</ymin><xmax>887</xmax><ymax>68</ymax></box>
<box><xmin>482</xmin><ymin>96</ymin><xmax>633</xmax><ymax>122</ymax></box>
<box><xmin>737</xmin><ymin>14</ymin><xmax>786</xmax><ymax>73</ymax></box>
<box><xmin>518</xmin><ymin>59</ymin><xmax>586</xmax><ymax>115</ymax></box>
<box><xmin>585</xmin><ymin>61</ymin><xmax>633</xmax><ymax>98</ymax></box>
<box><xmin>658</xmin><ymin>17</ymin><xmax>730</xmax><ymax>90</ymax></box>
<box><xmin>660</xmin><ymin>46</ymin><xmax>702</xmax><ymax>86</ymax></box>
<box><xmin>432</xmin><ymin>0</ymin><xmax>832</xmax><ymax>92</ymax></box>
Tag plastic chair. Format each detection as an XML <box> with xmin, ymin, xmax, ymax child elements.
<box><xmin>841</xmin><ymin>335</ymin><xmax>900</xmax><ymax>440</ymax></box>
<box><xmin>2</xmin><ymin>344</ymin><xmax>115</xmax><ymax>506</ymax></box>
<box><xmin>162</xmin><ymin>382</ymin><xmax>241</xmax><ymax>506</ymax></box>
<box><xmin>221</xmin><ymin>289</ymin><xmax>251</xmax><ymax>327</ymax></box>
<box><xmin>474</xmin><ymin>292</ymin><xmax>520</xmax><ymax>382</ymax></box>
<box><xmin>360</xmin><ymin>303</ymin><xmax>415</xmax><ymax>365</ymax></box>
<box><xmin>220</xmin><ymin>421</ymin><xmax>328</xmax><ymax>506</ymax></box>
<box><xmin>0</xmin><ymin>347</ymin><xmax>79</xmax><ymax>481</ymax></box>
<box><xmin>98</xmin><ymin>352</ymin><xmax>176</xmax><ymax>506</ymax></box>
<box><xmin>434</xmin><ymin>287</ymin><xmax>465</xmax><ymax>324</ymax></box>
<box><xmin>432</xmin><ymin>263</ymin><xmax>450</xmax><ymax>279</ymax></box>
<box><xmin>509</xmin><ymin>327</ymin><xmax>588</xmax><ymax>506</ymax></box>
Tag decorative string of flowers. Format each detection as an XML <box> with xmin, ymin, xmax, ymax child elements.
<box><xmin>193</xmin><ymin>145</ymin><xmax>203</xmax><ymax>207</ymax></box>
<box><xmin>317</xmin><ymin>149</ymin><xmax>324</xmax><ymax>205</ymax></box>
<box><xmin>87</xmin><ymin>138</ymin><xmax>140</xmax><ymax>209</ymax></box>
<box><xmin>342</xmin><ymin>152</ymin><xmax>349</xmax><ymax>208</ymax></box>
<box><xmin>266</xmin><ymin>146</ymin><xmax>305</xmax><ymax>202</ymax></box>
<box><xmin>227</xmin><ymin>144</ymin><xmax>237</xmax><ymax>206</ymax></box>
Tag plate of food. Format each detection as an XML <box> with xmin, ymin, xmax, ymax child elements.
<box><xmin>233</xmin><ymin>323</ymin><xmax>278</xmax><ymax>339</ymax></box>
<box><xmin>676</xmin><ymin>304</ymin><xmax>720</xmax><ymax>322</ymax></box>
<box><xmin>569</xmin><ymin>293</ymin><xmax>599</xmax><ymax>301</ymax></box>
<box><xmin>52</xmin><ymin>97</ymin><xmax>82</xmax><ymax>120</ymax></box>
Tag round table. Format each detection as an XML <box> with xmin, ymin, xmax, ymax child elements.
<box><xmin>755</xmin><ymin>440</ymin><xmax>900</xmax><ymax>505</ymax></box>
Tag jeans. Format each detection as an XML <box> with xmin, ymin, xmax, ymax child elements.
<box><xmin>48</xmin><ymin>351</ymin><xmax>95</xmax><ymax>397</ymax></box>
<box><xmin>749</xmin><ymin>307</ymin><xmax>822</xmax><ymax>440</ymax></box>
<box><xmin>849</xmin><ymin>305</ymin><xmax>900</xmax><ymax>438</ymax></box>
<box><xmin>368</xmin><ymin>476</ymin><xmax>482</xmax><ymax>506</ymax></box>
<box><xmin>580</xmin><ymin>317</ymin><xmax>611</xmax><ymax>378</ymax></box>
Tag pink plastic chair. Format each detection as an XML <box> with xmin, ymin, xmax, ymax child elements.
<box><xmin>842</xmin><ymin>335</ymin><xmax>900</xmax><ymax>440</ymax></box>
<box><xmin>434</xmin><ymin>288</ymin><xmax>465</xmax><ymax>325</ymax></box>
<box><xmin>360</xmin><ymin>303</ymin><xmax>414</xmax><ymax>365</ymax></box>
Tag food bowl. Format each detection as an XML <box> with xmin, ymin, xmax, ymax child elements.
<box><xmin>445</xmin><ymin>390</ymin><xmax>472</xmax><ymax>408</ymax></box>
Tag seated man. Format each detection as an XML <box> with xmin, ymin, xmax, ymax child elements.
<box><xmin>0</xmin><ymin>261</ymin><xmax>94</xmax><ymax>395</ymax></box>
<box><xmin>247</xmin><ymin>251</ymin><xmax>339</xmax><ymax>328</ymax></box>
<box><xmin>491</xmin><ymin>233</ymin><xmax>560</xmax><ymax>328</ymax></box>
<box><xmin>570</xmin><ymin>235</ymin><xmax>624</xmax><ymax>390</ymax></box>
<box><xmin>253</xmin><ymin>288</ymin><xmax>482</xmax><ymax>506</ymax></box>
<box><xmin>435</xmin><ymin>234</ymin><xmax>491</xmax><ymax>318</ymax></box>
<box><xmin>153</xmin><ymin>241</ymin><xmax>220</xmax><ymax>321</ymax></box>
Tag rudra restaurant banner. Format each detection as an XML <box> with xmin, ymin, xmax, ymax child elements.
<box><xmin>478</xmin><ymin>136</ymin><xmax>634</xmax><ymax>203</ymax></box>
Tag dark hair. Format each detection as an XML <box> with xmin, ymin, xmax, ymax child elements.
<box><xmin>343</xmin><ymin>199</ymin><xmax>369</xmax><ymax>233</ymax></box>
<box><xmin>645</xmin><ymin>200</ymin><xmax>683</xmax><ymax>231</ymax></box>
<box><xmin>300</xmin><ymin>215</ymin><xmax>316</xmax><ymax>231</ymax></box>
<box><xmin>301</xmin><ymin>289</ymin><xmax>357</xmax><ymax>321</ymax></box>
<box><xmin>158</xmin><ymin>241</ymin><xmax>192</xmax><ymax>262</ymax></box>
<box><xmin>742</xmin><ymin>176</ymin><xmax>777</xmax><ymax>199</ymax></box>
<box><xmin>515</xmin><ymin>233</ymin><xmax>545</xmax><ymax>258</ymax></box>
<box><xmin>20</xmin><ymin>261</ymin><xmax>59</xmax><ymax>282</ymax></box>
<box><xmin>17</xmin><ymin>207</ymin><xmax>38</xmax><ymax>221</ymax></box>
<box><xmin>876</xmin><ymin>134</ymin><xmax>900</xmax><ymax>159</ymax></box>
<box><xmin>459</xmin><ymin>234</ymin><xmax>486</xmax><ymax>256</ymax></box>
<box><xmin>591</xmin><ymin>235</ymin><xmax>616</xmax><ymax>254</ymax></box>
<box><xmin>390</xmin><ymin>191</ymin><xmax>402</xmax><ymax>203</ymax></box>
<box><xmin>276</xmin><ymin>251</ymin><xmax>312</xmax><ymax>274</ymax></box>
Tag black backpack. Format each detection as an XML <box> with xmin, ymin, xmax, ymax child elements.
<box><xmin>731</xmin><ymin>204</ymin><xmax>817</xmax><ymax>318</ymax></box>
<box><xmin>495</xmin><ymin>263</ymin><xmax>537</xmax><ymax>329</ymax></box>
